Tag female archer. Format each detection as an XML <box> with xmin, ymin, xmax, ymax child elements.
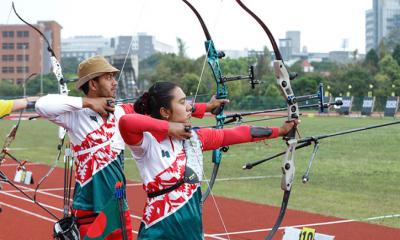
<box><xmin>119</xmin><ymin>81</ymin><xmax>297</xmax><ymax>239</ymax></box>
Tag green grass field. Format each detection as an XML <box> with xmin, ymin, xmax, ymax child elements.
<box><xmin>1</xmin><ymin>115</ymin><xmax>399</xmax><ymax>228</ymax></box>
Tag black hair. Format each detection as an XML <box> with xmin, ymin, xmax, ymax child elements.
<box><xmin>80</xmin><ymin>77</ymin><xmax>100</xmax><ymax>95</ymax></box>
<box><xmin>134</xmin><ymin>82</ymin><xmax>178</xmax><ymax>119</ymax></box>
<box><xmin>80</xmin><ymin>81</ymin><xmax>90</xmax><ymax>95</ymax></box>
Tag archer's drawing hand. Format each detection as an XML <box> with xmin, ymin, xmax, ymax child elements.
<box><xmin>83</xmin><ymin>97</ymin><xmax>115</xmax><ymax>118</ymax></box>
<box><xmin>168</xmin><ymin>122</ymin><xmax>192</xmax><ymax>140</ymax></box>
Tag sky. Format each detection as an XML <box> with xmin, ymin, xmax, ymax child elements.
<box><xmin>1</xmin><ymin>0</ymin><xmax>372</xmax><ymax>58</ymax></box>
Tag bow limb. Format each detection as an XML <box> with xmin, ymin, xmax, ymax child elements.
<box><xmin>0</xmin><ymin>111</ymin><xmax>23</xmax><ymax>164</ymax></box>
<box><xmin>12</xmin><ymin>3</ymin><xmax>67</xmax><ymax>97</ymax></box>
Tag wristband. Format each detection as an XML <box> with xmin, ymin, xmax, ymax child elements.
<box><xmin>26</xmin><ymin>101</ymin><xmax>36</xmax><ymax>109</ymax></box>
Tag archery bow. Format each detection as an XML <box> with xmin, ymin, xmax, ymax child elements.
<box><xmin>182</xmin><ymin>0</ymin><xmax>259</xmax><ymax>203</ymax></box>
<box><xmin>235</xmin><ymin>1</ymin><xmax>300</xmax><ymax>239</ymax></box>
<box><xmin>12</xmin><ymin>2</ymin><xmax>70</xmax><ymax>215</ymax></box>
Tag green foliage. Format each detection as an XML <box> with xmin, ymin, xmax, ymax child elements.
<box><xmin>392</xmin><ymin>44</ymin><xmax>400</xmax><ymax>66</ymax></box>
<box><xmin>25</xmin><ymin>74</ymin><xmax>59</xmax><ymax>95</ymax></box>
<box><xmin>176</xmin><ymin>37</ymin><xmax>187</xmax><ymax>58</ymax></box>
<box><xmin>0</xmin><ymin>80</ymin><xmax>23</xmax><ymax>97</ymax></box>
<box><xmin>292</xmin><ymin>73</ymin><xmax>327</xmax><ymax>96</ymax></box>
<box><xmin>288</xmin><ymin>60</ymin><xmax>303</xmax><ymax>75</ymax></box>
<box><xmin>374</xmin><ymin>55</ymin><xmax>400</xmax><ymax>96</ymax></box>
<box><xmin>181</xmin><ymin>73</ymin><xmax>202</xmax><ymax>95</ymax></box>
<box><xmin>328</xmin><ymin>64</ymin><xmax>374</xmax><ymax>97</ymax></box>
<box><xmin>253</xmin><ymin>46</ymin><xmax>272</xmax><ymax>80</ymax></box>
<box><xmin>363</xmin><ymin>49</ymin><xmax>379</xmax><ymax>74</ymax></box>
<box><xmin>311</xmin><ymin>60</ymin><xmax>338</xmax><ymax>72</ymax></box>
<box><xmin>61</xmin><ymin>57</ymin><xmax>80</xmax><ymax>74</ymax></box>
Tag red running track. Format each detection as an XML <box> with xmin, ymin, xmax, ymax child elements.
<box><xmin>0</xmin><ymin>161</ymin><xmax>399</xmax><ymax>240</ymax></box>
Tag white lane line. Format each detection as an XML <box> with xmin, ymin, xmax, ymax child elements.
<box><xmin>1</xmin><ymin>163</ymin><xmax>41</xmax><ymax>167</ymax></box>
<box><xmin>2</xmin><ymin>182</ymin><xmax>70</xmax><ymax>200</ymax></box>
<box><xmin>0</xmin><ymin>200</ymin><xmax>139</xmax><ymax>235</ymax></box>
<box><xmin>0</xmin><ymin>201</ymin><xmax>56</xmax><ymax>222</ymax></box>
<box><xmin>3</xmin><ymin>183</ymin><xmax>141</xmax><ymax>193</ymax></box>
<box><xmin>1</xmin><ymin>183</ymin><xmax>143</xmax><ymax>221</ymax></box>
<box><xmin>3</xmin><ymin>187</ymin><xmax>68</xmax><ymax>193</ymax></box>
<box><xmin>0</xmin><ymin>190</ymin><xmax>63</xmax><ymax>213</ymax></box>
<box><xmin>204</xmin><ymin>233</ymin><xmax>228</xmax><ymax>240</ymax></box>
<box><xmin>208</xmin><ymin>214</ymin><xmax>400</xmax><ymax>237</ymax></box>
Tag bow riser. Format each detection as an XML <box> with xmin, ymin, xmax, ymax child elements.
<box><xmin>50</xmin><ymin>57</ymin><xmax>64</xmax><ymax>84</ymax></box>
<box><xmin>205</xmin><ymin>40</ymin><xmax>227</xmax><ymax>100</ymax></box>
<box><xmin>274</xmin><ymin>61</ymin><xmax>299</xmax><ymax>121</ymax></box>
<box><xmin>281</xmin><ymin>139</ymin><xmax>297</xmax><ymax>191</ymax></box>
<box><xmin>49</xmin><ymin>56</ymin><xmax>69</xmax><ymax>140</ymax></box>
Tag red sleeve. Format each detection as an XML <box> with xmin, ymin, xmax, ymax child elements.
<box><xmin>119</xmin><ymin>114</ymin><xmax>169</xmax><ymax>145</ymax></box>
<box><xmin>192</xmin><ymin>103</ymin><xmax>207</xmax><ymax>118</ymax></box>
<box><xmin>120</xmin><ymin>103</ymin><xmax>135</xmax><ymax>114</ymax></box>
<box><xmin>197</xmin><ymin>125</ymin><xmax>280</xmax><ymax>151</ymax></box>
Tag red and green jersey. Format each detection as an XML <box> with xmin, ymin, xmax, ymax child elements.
<box><xmin>36</xmin><ymin>95</ymin><xmax>130</xmax><ymax>212</ymax></box>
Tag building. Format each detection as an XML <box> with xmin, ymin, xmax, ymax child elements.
<box><xmin>328</xmin><ymin>51</ymin><xmax>353</xmax><ymax>64</ymax></box>
<box><xmin>0</xmin><ymin>21</ymin><xmax>62</xmax><ymax>84</ymax></box>
<box><xmin>302</xmin><ymin>60</ymin><xmax>314</xmax><ymax>73</ymax></box>
<box><xmin>286</xmin><ymin>31</ymin><xmax>301</xmax><ymax>54</ymax></box>
<box><xmin>62</xmin><ymin>33</ymin><xmax>174</xmax><ymax>63</ymax></box>
<box><xmin>107</xmin><ymin>54</ymin><xmax>140</xmax><ymax>99</ymax></box>
<box><xmin>111</xmin><ymin>34</ymin><xmax>174</xmax><ymax>60</ymax></box>
<box><xmin>137</xmin><ymin>33</ymin><xmax>174</xmax><ymax>60</ymax></box>
<box><xmin>279</xmin><ymin>38</ymin><xmax>293</xmax><ymax>61</ymax></box>
<box><xmin>112</xmin><ymin>36</ymin><xmax>138</xmax><ymax>55</ymax></box>
<box><xmin>61</xmin><ymin>35</ymin><xmax>111</xmax><ymax>61</ymax></box>
<box><xmin>223</xmin><ymin>49</ymin><xmax>250</xmax><ymax>59</ymax></box>
<box><xmin>366</xmin><ymin>0</ymin><xmax>400</xmax><ymax>52</ymax></box>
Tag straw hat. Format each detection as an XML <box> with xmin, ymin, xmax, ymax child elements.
<box><xmin>76</xmin><ymin>56</ymin><xmax>119</xmax><ymax>90</ymax></box>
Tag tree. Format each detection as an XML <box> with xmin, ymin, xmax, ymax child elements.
<box><xmin>61</xmin><ymin>57</ymin><xmax>81</xmax><ymax>76</ymax></box>
<box><xmin>0</xmin><ymin>80</ymin><xmax>23</xmax><ymax>97</ymax></box>
<box><xmin>378</xmin><ymin>40</ymin><xmax>388</xmax><ymax>59</ymax></box>
<box><xmin>254</xmin><ymin>46</ymin><xmax>272</xmax><ymax>80</ymax></box>
<box><xmin>176</xmin><ymin>38</ymin><xmax>187</xmax><ymax>58</ymax></box>
<box><xmin>363</xmin><ymin>49</ymin><xmax>379</xmax><ymax>74</ymax></box>
<box><xmin>180</xmin><ymin>73</ymin><xmax>205</xmax><ymax>96</ymax></box>
<box><xmin>392</xmin><ymin>44</ymin><xmax>400</xmax><ymax>66</ymax></box>
<box><xmin>24</xmin><ymin>74</ymin><xmax>80</xmax><ymax>96</ymax></box>
<box><xmin>292</xmin><ymin>73</ymin><xmax>327</xmax><ymax>96</ymax></box>
<box><xmin>375</xmin><ymin>55</ymin><xmax>400</xmax><ymax>96</ymax></box>
<box><xmin>328</xmin><ymin>64</ymin><xmax>373</xmax><ymax>97</ymax></box>
<box><xmin>311</xmin><ymin>60</ymin><xmax>338</xmax><ymax>72</ymax></box>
